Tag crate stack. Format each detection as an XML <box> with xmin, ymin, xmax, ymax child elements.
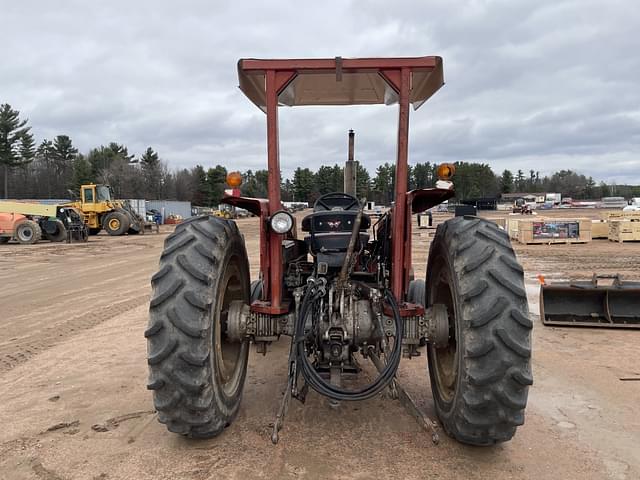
<box><xmin>518</xmin><ymin>218</ymin><xmax>591</xmax><ymax>245</ymax></box>
<box><xmin>608</xmin><ymin>213</ymin><xmax>640</xmax><ymax>243</ymax></box>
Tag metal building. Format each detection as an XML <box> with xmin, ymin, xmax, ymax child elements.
<box><xmin>146</xmin><ymin>200</ymin><xmax>192</xmax><ymax>223</ymax></box>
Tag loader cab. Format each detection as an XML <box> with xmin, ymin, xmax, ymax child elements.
<box><xmin>80</xmin><ymin>184</ymin><xmax>114</xmax><ymax>214</ymax></box>
<box><xmin>82</xmin><ymin>184</ymin><xmax>112</xmax><ymax>204</ymax></box>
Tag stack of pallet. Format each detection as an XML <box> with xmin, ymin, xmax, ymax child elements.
<box><xmin>506</xmin><ymin>217</ymin><xmax>592</xmax><ymax>245</ymax></box>
<box><xmin>504</xmin><ymin>212</ymin><xmax>639</xmax><ymax>244</ymax></box>
<box><xmin>519</xmin><ymin>218</ymin><xmax>591</xmax><ymax>244</ymax></box>
<box><xmin>591</xmin><ymin>219</ymin><xmax>609</xmax><ymax>239</ymax></box>
<box><xmin>609</xmin><ymin>215</ymin><xmax>640</xmax><ymax>243</ymax></box>
<box><xmin>506</xmin><ymin>217</ymin><xmax>521</xmax><ymax>239</ymax></box>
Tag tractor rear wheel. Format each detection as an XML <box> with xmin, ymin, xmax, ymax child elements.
<box><xmin>104</xmin><ymin>212</ymin><xmax>130</xmax><ymax>236</ymax></box>
<box><xmin>16</xmin><ymin>220</ymin><xmax>42</xmax><ymax>245</ymax></box>
<box><xmin>146</xmin><ymin>215</ymin><xmax>250</xmax><ymax>438</ymax></box>
<box><xmin>426</xmin><ymin>216</ymin><xmax>532</xmax><ymax>446</ymax></box>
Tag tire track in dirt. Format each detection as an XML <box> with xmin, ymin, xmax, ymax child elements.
<box><xmin>0</xmin><ymin>294</ymin><xmax>149</xmax><ymax>374</ymax></box>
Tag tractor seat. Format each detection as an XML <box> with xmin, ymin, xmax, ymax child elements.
<box><xmin>301</xmin><ymin>193</ymin><xmax>370</xmax><ymax>268</ymax></box>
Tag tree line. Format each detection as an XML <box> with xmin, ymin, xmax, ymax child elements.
<box><xmin>497</xmin><ymin>168</ymin><xmax>639</xmax><ymax>199</ymax></box>
<box><xmin>2</xmin><ymin>103</ymin><xmax>638</xmax><ymax>206</ymax></box>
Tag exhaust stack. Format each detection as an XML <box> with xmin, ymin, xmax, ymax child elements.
<box><xmin>344</xmin><ymin>129</ymin><xmax>357</xmax><ymax>196</ymax></box>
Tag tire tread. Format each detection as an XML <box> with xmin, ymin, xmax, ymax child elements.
<box><xmin>427</xmin><ymin>216</ymin><xmax>532</xmax><ymax>446</ymax></box>
<box><xmin>146</xmin><ymin>215</ymin><xmax>249</xmax><ymax>438</ymax></box>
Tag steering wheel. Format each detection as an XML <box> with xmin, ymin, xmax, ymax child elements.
<box><xmin>314</xmin><ymin>193</ymin><xmax>360</xmax><ymax>212</ymax></box>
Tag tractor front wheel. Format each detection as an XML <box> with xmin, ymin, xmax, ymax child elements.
<box><xmin>146</xmin><ymin>215</ymin><xmax>250</xmax><ymax>438</ymax></box>
<box><xmin>426</xmin><ymin>216</ymin><xmax>532</xmax><ymax>446</ymax></box>
<box><xmin>103</xmin><ymin>212</ymin><xmax>130</xmax><ymax>236</ymax></box>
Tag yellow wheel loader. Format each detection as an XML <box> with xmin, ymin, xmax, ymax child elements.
<box><xmin>66</xmin><ymin>184</ymin><xmax>144</xmax><ymax>236</ymax></box>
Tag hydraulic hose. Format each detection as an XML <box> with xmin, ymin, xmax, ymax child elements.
<box><xmin>294</xmin><ymin>284</ymin><xmax>403</xmax><ymax>401</ymax></box>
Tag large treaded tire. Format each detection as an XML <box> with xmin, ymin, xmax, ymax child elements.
<box><xmin>16</xmin><ymin>220</ymin><xmax>42</xmax><ymax>245</ymax></box>
<box><xmin>104</xmin><ymin>211</ymin><xmax>129</xmax><ymax>236</ymax></box>
<box><xmin>45</xmin><ymin>220</ymin><xmax>67</xmax><ymax>242</ymax></box>
<box><xmin>145</xmin><ymin>215</ymin><xmax>250</xmax><ymax>438</ymax></box>
<box><xmin>426</xmin><ymin>216</ymin><xmax>532</xmax><ymax>446</ymax></box>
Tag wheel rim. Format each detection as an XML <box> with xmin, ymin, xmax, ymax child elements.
<box><xmin>429</xmin><ymin>258</ymin><xmax>458</xmax><ymax>404</ymax></box>
<box><xmin>108</xmin><ymin>218</ymin><xmax>120</xmax><ymax>230</ymax></box>
<box><xmin>213</xmin><ymin>255</ymin><xmax>248</xmax><ymax>397</ymax></box>
<box><xmin>18</xmin><ymin>226</ymin><xmax>33</xmax><ymax>242</ymax></box>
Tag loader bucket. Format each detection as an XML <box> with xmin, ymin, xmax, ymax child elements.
<box><xmin>540</xmin><ymin>274</ymin><xmax>640</xmax><ymax>328</ymax></box>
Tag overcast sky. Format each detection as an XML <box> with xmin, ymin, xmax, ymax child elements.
<box><xmin>2</xmin><ymin>1</ymin><xmax>639</xmax><ymax>183</ymax></box>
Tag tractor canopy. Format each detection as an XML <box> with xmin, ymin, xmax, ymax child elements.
<box><xmin>238</xmin><ymin>56</ymin><xmax>444</xmax><ymax>111</ymax></box>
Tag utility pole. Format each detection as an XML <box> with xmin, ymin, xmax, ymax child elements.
<box><xmin>344</xmin><ymin>129</ymin><xmax>357</xmax><ymax>196</ymax></box>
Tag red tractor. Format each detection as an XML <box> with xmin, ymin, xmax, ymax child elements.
<box><xmin>145</xmin><ymin>56</ymin><xmax>532</xmax><ymax>446</ymax></box>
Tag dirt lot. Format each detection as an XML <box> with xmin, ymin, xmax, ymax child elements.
<box><xmin>1</xmin><ymin>210</ymin><xmax>639</xmax><ymax>480</ymax></box>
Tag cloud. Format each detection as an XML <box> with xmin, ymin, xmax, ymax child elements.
<box><xmin>1</xmin><ymin>0</ymin><xmax>638</xmax><ymax>183</ymax></box>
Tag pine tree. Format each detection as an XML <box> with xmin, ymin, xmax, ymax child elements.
<box><xmin>140</xmin><ymin>147</ymin><xmax>162</xmax><ymax>199</ymax></box>
<box><xmin>0</xmin><ymin>104</ymin><xmax>33</xmax><ymax>198</ymax></box>
<box><xmin>356</xmin><ymin>162</ymin><xmax>370</xmax><ymax>200</ymax></box>
<box><xmin>206</xmin><ymin>165</ymin><xmax>227</xmax><ymax>207</ymax></box>
<box><xmin>515</xmin><ymin>169</ymin><xmax>525</xmax><ymax>192</ymax></box>
<box><xmin>19</xmin><ymin>133</ymin><xmax>36</xmax><ymax>161</ymax></box>
<box><xmin>412</xmin><ymin>162</ymin><xmax>433</xmax><ymax>188</ymax></box>
<box><xmin>292</xmin><ymin>167</ymin><xmax>314</xmax><ymax>203</ymax></box>
<box><xmin>71</xmin><ymin>154</ymin><xmax>93</xmax><ymax>193</ymax></box>
<box><xmin>315</xmin><ymin>165</ymin><xmax>335</xmax><ymax>195</ymax></box>
<box><xmin>52</xmin><ymin>135</ymin><xmax>78</xmax><ymax>175</ymax></box>
<box><xmin>528</xmin><ymin>170</ymin><xmax>536</xmax><ymax>191</ymax></box>
<box><xmin>191</xmin><ymin>165</ymin><xmax>208</xmax><ymax>206</ymax></box>
<box><xmin>500</xmin><ymin>169</ymin><xmax>514</xmax><ymax>193</ymax></box>
<box><xmin>255</xmin><ymin>170</ymin><xmax>268</xmax><ymax>197</ymax></box>
<box><xmin>36</xmin><ymin>139</ymin><xmax>56</xmax><ymax>198</ymax></box>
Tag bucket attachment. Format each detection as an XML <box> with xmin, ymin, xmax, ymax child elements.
<box><xmin>540</xmin><ymin>274</ymin><xmax>640</xmax><ymax>328</ymax></box>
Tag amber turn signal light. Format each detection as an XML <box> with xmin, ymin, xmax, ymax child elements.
<box><xmin>226</xmin><ymin>171</ymin><xmax>243</xmax><ymax>187</ymax></box>
<box><xmin>436</xmin><ymin>163</ymin><xmax>456</xmax><ymax>180</ymax></box>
